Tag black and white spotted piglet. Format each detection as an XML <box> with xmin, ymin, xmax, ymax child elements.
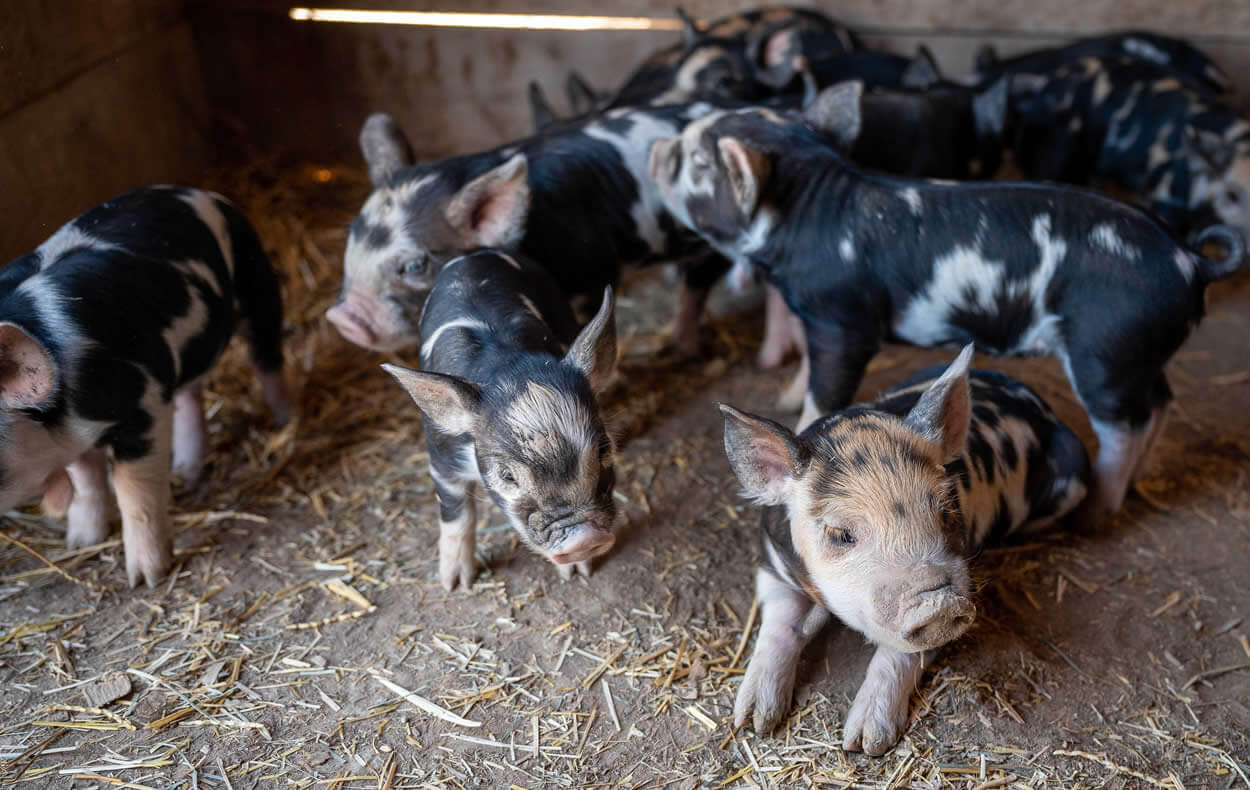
<box><xmin>383</xmin><ymin>251</ymin><xmax>618</xmax><ymax>591</ymax></box>
<box><xmin>649</xmin><ymin>107</ymin><xmax>1246</xmax><ymax>526</ymax></box>
<box><xmin>721</xmin><ymin>346</ymin><xmax>1090</xmax><ymax>754</ymax></box>
<box><xmin>0</xmin><ymin>186</ymin><xmax>291</xmax><ymax>587</ymax></box>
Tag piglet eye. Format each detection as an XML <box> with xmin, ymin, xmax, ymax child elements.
<box><xmin>497</xmin><ymin>466</ymin><xmax>516</xmax><ymax>485</ymax></box>
<box><xmin>1226</xmin><ymin>188</ymin><xmax>1243</xmax><ymax>205</ymax></box>
<box><xmin>402</xmin><ymin>258</ymin><xmax>429</xmax><ymax>279</ymax></box>
<box><xmin>826</xmin><ymin>526</ymin><xmax>856</xmax><ymax>546</ymax></box>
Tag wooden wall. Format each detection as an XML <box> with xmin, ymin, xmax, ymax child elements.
<box><xmin>3</xmin><ymin>0</ymin><xmax>1248</xmax><ymax>261</ymax></box>
<box><xmin>0</xmin><ymin>2</ymin><xmax>213</xmax><ymax>260</ymax></box>
<box><xmin>190</xmin><ymin>0</ymin><xmax>1250</xmax><ymax>167</ymax></box>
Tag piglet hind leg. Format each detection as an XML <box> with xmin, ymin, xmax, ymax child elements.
<box><xmin>758</xmin><ymin>285</ymin><xmax>797</xmax><ymax>369</ymax></box>
<box><xmin>796</xmin><ymin>319</ymin><xmax>880</xmax><ymax>429</ymax></box>
<box><xmin>171</xmin><ymin>383</ymin><xmax>208</xmax><ymax>484</ymax></box>
<box><xmin>113</xmin><ymin>408</ymin><xmax>175</xmax><ymax>588</ymax></box>
<box><xmin>735</xmin><ymin>568</ymin><xmax>831</xmax><ymax>734</ymax></box>
<box><xmin>65</xmin><ymin>450</ymin><xmax>114</xmax><ymax>549</ymax></box>
<box><xmin>437</xmin><ymin>482</ymin><xmax>478</xmax><ymax>592</ymax></box>
<box><xmin>842</xmin><ymin>646</ymin><xmax>925</xmax><ymax>756</ymax></box>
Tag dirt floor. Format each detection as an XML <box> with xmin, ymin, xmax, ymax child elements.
<box><xmin>1</xmin><ymin>162</ymin><xmax>1249</xmax><ymax>789</ymax></box>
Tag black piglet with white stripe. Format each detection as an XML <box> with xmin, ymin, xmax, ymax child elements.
<box><xmin>384</xmin><ymin>251</ymin><xmax>619</xmax><ymax>591</ymax></box>
<box><xmin>0</xmin><ymin>186</ymin><xmax>292</xmax><ymax>587</ymax></box>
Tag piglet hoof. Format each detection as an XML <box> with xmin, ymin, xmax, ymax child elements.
<box><xmin>555</xmin><ymin>559</ymin><xmax>593</xmax><ymax>581</ymax></box>
<box><xmin>733</xmin><ymin>653</ymin><xmax>798</xmax><ymax>735</ymax></box>
<box><xmin>125</xmin><ymin>537</ymin><xmax>172</xmax><ymax>590</ymax></box>
<box><xmin>439</xmin><ymin>551</ymin><xmax>476</xmax><ymax>592</ymax></box>
<box><xmin>842</xmin><ymin>679</ymin><xmax>911</xmax><ymax>757</ymax></box>
<box><xmin>66</xmin><ymin>507</ymin><xmax>112</xmax><ymax>551</ymax></box>
<box><xmin>259</xmin><ymin>369</ymin><xmax>295</xmax><ymax>427</ymax></box>
<box><xmin>170</xmin><ymin>458</ymin><xmax>205</xmax><ymax>487</ymax></box>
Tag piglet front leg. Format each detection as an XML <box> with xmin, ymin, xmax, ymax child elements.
<box><xmin>113</xmin><ymin>408</ymin><xmax>175</xmax><ymax>588</ymax></box>
<box><xmin>735</xmin><ymin>568</ymin><xmax>831</xmax><ymax>733</ymax></box>
<box><xmin>65</xmin><ymin>450</ymin><xmax>114</xmax><ymax>549</ymax></box>
<box><xmin>842</xmin><ymin>646</ymin><xmax>925</xmax><ymax>756</ymax></box>
<box><xmin>436</xmin><ymin>481</ymin><xmax>478</xmax><ymax>592</ymax></box>
<box><xmin>555</xmin><ymin>559</ymin><xmax>593</xmax><ymax>580</ymax></box>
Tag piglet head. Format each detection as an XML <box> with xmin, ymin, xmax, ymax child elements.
<box><xmin>384</xmin><ymin>288</ymin><xmax>619</xmax><ymax>567</ymax></box>
<box><xmin>720</xmin><ymin>346</ymin><xmax>978</xmax><ymax>653</ymax></box>
<box><xmin>0</xmin><ymin>322</ymin><xmax>68</xmax><ymax>513</ymax></box>
<box><xmin>331</xmin><ymin>113</ymin><xmax>532</xmax><ymax>352</ymax></box>
<box><xmin>1187</xmin><ymin>129</ymin><xmax>1250</xmax><ymax>239</ymax></box>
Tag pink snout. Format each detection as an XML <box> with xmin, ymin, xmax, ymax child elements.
<box><xmin>326</xmin><ymin>298</ymin><xmax>380</xmax><ymax>349</ymax></box>
<box><xmin>548</xmin><ymin>523</ymin><xmax>616</xmax><ymax>565</ymax></box>
<box><xmin>900</xmin><ymin>588</ymin><xmax>976</xmax><ymax>650</ymax></box>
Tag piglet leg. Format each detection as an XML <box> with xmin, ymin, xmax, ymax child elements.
<box><xmin>842</xmin><ymin>646</ymin><xmax>925</xmax><ymax>756</ymax></box>
<box><xmin>41</xmin><ymin>470</ymin><xmax>74</xmax><ymax>521</ymax></box>
<box><xmin>65</xmin><ymin>450</ymin><xmax>114</xmax><ymax>549</ymax></box>
<box><xmin>556</xmin><ymin>559</ymin><xmax>593</xmax><ymax>581</ymax></box>
<box><xmin>113</xmin><ymin>407</ymin><xmax>174</xmax><ymax>588</ymax></box>
<box><xmin>256</xmin><ymin>366</ymin><xmax>294</xmax><ymax>427</ymax></box>
<box><xmin>734</xmin><ymin>568</ymin><xmax>830</xmax><ymax>733</ymax></box>
<box><xmin>775</xmin><ymin>315</ymin><xmax>809</xmax><ymax>413</ymax></box>
<box><xmin>1082</xmin><ymin>416</ymin><xmax>1154</xmax><ymax>526</ymax></box>
<box><xmin>172</xmin><ymin>384</ymin><xmax>208</xmax><ymax>484</ymax></box>
<box><xmin>669</xmin><ymin>284</ymin><xmax>708</xmax><ymax>357</ymax></box>
<box><xmin>436</xmin><ymin>480</ymin><xmax>478</xmax><ymax>592</ymax></box>
<box><xmin>757</xmin><ymin>285</ymin><xmax>796</xmax><ymax>369</ymax></box>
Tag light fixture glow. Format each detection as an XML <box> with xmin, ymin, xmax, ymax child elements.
<box><xmin>288</xmin><ymin>8</ymin><xmax>683</xmax><ymax>31</ymax></box>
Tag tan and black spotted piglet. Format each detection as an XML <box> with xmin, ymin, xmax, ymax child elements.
<box><xmin>720</xmin><ymin>346</ymin><xmax>1091</xmax><ymax>755</ymax></box>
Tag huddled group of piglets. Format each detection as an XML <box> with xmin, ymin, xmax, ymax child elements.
<box><xmin>3</xmin><ymin>6</ymin><xmax>1247</xmax><ymax>757</ymax></box>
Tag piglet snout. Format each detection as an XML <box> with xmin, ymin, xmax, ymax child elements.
<box><xmin>326</xmin><ymin>298</ymin><xmax>380</xmax><ymax>348</ymax></box>
<box><xmin>548</xmin><ymin>522</ymin><xmax>615</xmax><ymax>565</ymax></box>
<box><xmin>900</xmin><ymin>587</ymin><xmax>976</xmax><ymax>650</ymax></box>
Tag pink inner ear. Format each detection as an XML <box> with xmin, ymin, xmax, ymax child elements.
<box><xmin>763</xmin><ymin>30</ymin><xmax>795</xmax><ymax>68</ymax></box>
<box><xmin>474</xmin><ymin>187</ymin><xmax>524</xmax><ymax>247</ymax></box>
<box><xmin>753</xmin><ymin>437</ymin><xmax>793</xmax><ymax>492</ymax></box>
<box><xmin>0</xmin><ymin>326</ymin><xmax>54</xmax><ymax>407</ymax></box>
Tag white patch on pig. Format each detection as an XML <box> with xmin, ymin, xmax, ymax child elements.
<box><xmin>1173</xmin><ymin>248</ymin><xmax>1197</xmax><ymax>282</ymax></box>
<box><xmin>1093</xmin><ymin>72</ymin><xmax>1112</xmax><ymax>104</ymax></box>
<box><xmin>740</xmin><ymin>207</ymin><xmax>775</xmax><ymax>255</ymax></box>
<box><xmin>899</xmin><ymin>188</ymin><xmax>922</xmax><ymax>216</ymax></box>
<box><xmin>585</xmin><ymin>110</ymin><xmax>682</xmax><ymax>253</ymax></box>
<box><xmin>728</xmin><ymin>259</ymin><xmax>754</xmax><ymax>292</ymax></box>
<box><xmin>14</xmin><ymin>278</ymin><xmax>84</xmax><ymax>365</ymax></box>
<box><xmin>839</xmin><ymin>237</ymin><xmax>855</xmax><ymax>261</ymax></box>
<box><xmin>1122</xmin><ymin>37</ymin><xmax>1167</xmax><ymax>66</ymax></box>
<box><xmin>420</xmin><ymin>318</ymin><xmax>489</xmax><ymax>361</ymax></box>
<box><xmin>652</xmin><ymin>47</ymin><xmax>724</xmax><ymax>104</ymax></box>
<box><xmin>506</xmin><ymin>381</ymin><xmax>597</xmax><ymax>460</ymax></box>
<box><xmin>179</xmin><ymin>190</ymin><xmax>234</xmax><ymax>274</ymax></box>
<box><xmin>893</xmin><ymin>246</ymin><xmax>1011</xmax><ymax>345</ymax></box>
<box><xmin>345</xmin><ymin>175</ymin><xmax>438</xmax><ymax>288</ymax></box>
<box><xmin>35</xmin><ymin>225</ymin><xmax>115</xmax><ymax>267</ymax></box>
<box><xmin>1089</xmin><ymin>223</ymin><xmax>1140</xmax><ymax>260</ymax></box>
<box><xmin>495</xmin><ymin>252</ymin><xmax>523</xmax><ymax>270</ymax></box>
<box><xmin>180</xmin><ymin>260</ymin><xmax>224</xmax><ymax>297</ymax></box>
<box><xmin>762</xmin><ymin>535</ymin><xmax>799</xmax><ymax>591</ymax></box>
<box><xmin>160</xmin><ymin>282</ymin><xmax>211</xmax><ymax>381</ymax></box>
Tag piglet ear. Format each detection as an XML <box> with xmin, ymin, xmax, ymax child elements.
<box><xmin>803</xmin><ymin>81</ymin><xmax>864</xmax><ymax>146</ymax></box>
<box><xmin>901</xmin><ymin>45</ymin><xmax>941</xmax><ymax>88</ymax></box>
<box><xmin>382</xmin><ymin>364</ymin><xmax>481</xmax><ymax>436</ymax></box>
<box><xmin>566</xmin><ymin>71</ymin><xmax>600</xmax><ymax>115</ymax></box>
<box><xmin>720</xmin><ymin>403</ymin><xmax>807</xmax><ymax>506</ymax></box>
<box><xmin>973</xmin><ymin>76</ymin><xmax>1010</xmax><ymax>138</ymax></box>
<box><xmin>528</xmin><ymin>82</ymin><xmax>557</xmax><ymax>131</ymax></box>
<box><xmin>360</xmin><ymin>113</ymin><xmax>415</xmax><ymax>187</ymax></box>
<box><xmin>676</xmin><ymin>7</ymin><xmax>701</xmax><ymax>51</ymax></box>
<box><xmin>717</xmin><ymin>137</ymin><xmax>770</xmax><ymax>218</ymax></box>
<box><xmin>904</xmin><ymin>344</ymin><xmax>973</xmax><ymax>460</ymax></box>
<box><xmin>0</xmin><ymin>323</ymin><xmax>56</xmax><ymax>409</ymax></box>
<box><xmin>564</xmin><ymin>286</ymin><xmax>617</xmax><ymax>392</ymax></box>
<box><xmin>445</xmin><ymin>153</ymin><xmax>531</xmax><ymax>249</ymax></box>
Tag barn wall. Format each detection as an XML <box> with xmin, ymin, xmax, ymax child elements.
<box><xmin>0</xmin><ymin>2</ymin><xmax>213</xmax><ymax>261</ymax></box>
<box><xmin>191</xmin><ymin>0</ymin><xmax>1250</xmax><ymax>166</ymax></box>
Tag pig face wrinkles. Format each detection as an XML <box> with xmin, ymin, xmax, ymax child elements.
<box><xmin>787</xmin><ymin>414</ymin><xmax>973</xmax><ymax>653</ymax></box>
<box><xmin>474</xmin><ymin>380</ymin><xmax>617</xmax><ymax>558</ymax></box>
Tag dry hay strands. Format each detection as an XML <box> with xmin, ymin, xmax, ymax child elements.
<box><xmin>368</xmin><ymin>670</ymin><xmax>482</xmax><ymax>728</ymax></box>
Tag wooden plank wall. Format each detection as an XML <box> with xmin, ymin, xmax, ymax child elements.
<box><xmin>191</xmin><ymin>0</ymin><xmax>1250</xmax><ymax>168</ymax></box>
<box><xmin>0</xmin><ymin>2</ymin><xmax>213</xmax><ymax>260</ymax></box>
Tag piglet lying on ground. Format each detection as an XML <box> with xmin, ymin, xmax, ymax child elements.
<box><xmin>649</xmin><ymin>105</ymin><xmax>1246</xmax><ymax>525</ymax></box>
<box><xmin>722</xmin><ymin>346</ymin><xmax>1090</xmax><ymax>754</ymax></box>
<box><xmin>384</xmin><ymin>251</ymin><xmax>618</xmax><ymax>591</ymax></box>
<box><xmin>0</xmin><ymin>186</ymin><xmax>291</xmax><ymax>587</ymax></box>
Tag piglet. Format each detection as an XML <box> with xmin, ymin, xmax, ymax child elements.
<box><xmin>383</xmin><ymin>251</ymin><xmax>618</xmax><ymax>591</ymax></box>
<box><xmin>721</xmin><ymin>346</ymin><xmax>1090</xmax><ymax>754</ymax></box>
<box><xmin>0</xmin><ymin>186</ymin><xmax>291</xmax><ymax>587</ymax></box>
